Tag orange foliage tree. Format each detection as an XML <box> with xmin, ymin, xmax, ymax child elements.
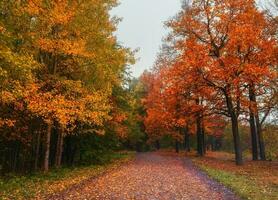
<box><xmin>0</xmin><ymin>0</ymin><xmax>134</xmax><ymax>173</ymax></box>
<box><xmin>143</xmin><ymin>0</ymin><xmax>277</xmax><ymax>165</ymax></box>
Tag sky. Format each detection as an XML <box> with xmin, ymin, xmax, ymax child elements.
<box><xmin>111</xmin><ymin>0</ymin><xmax>182</xmax><ymax>77</ymax></box>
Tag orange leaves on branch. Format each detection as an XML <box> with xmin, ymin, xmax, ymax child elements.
<box><xmin>37</xmin><ymin>38</ymin><xmax>89</xmax><ymax>57</ymax></box>
<box><xmin>0</xmin><ymin>25</ymin><xmax>5</xmax><ymax>33</ymax></box>
<box><xmin>0</xmin><ymin>118</ymin><xmax>16</xmax><ymax>128</ymax></box>
<box><xmin>25</xmin><ymin>0</ymin><xmax>43</xmax><ymax>15</ymax></box>
<box><xmin>24</xmin><ymin>83</ymin><xmax>111</xmax><ymax>130</ymax></box>
<box><xmin>24</xmin><ymin>0</ymin><xmax>90</xmax><ymax>62</ymax></box>
<box><xmin>25</xmin><ymin>0</ymin><xmax>76</xmax><ymax>24</ymax></box>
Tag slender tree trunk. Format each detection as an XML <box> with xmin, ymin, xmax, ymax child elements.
<box><xmin>155</xmin><ymin>140</ymin><xmax>160</xmax><ymax>150</ymax></box>
<box><xmin>175</xmin><ymin>140</ymin><xmax>179</xmax><ymax>153</ymax></box>
<box><xmin>249</xmin><ymin>113</ymin><xmax>259</xmax><ymax>160</ymax></box>
<box><xmin>225</xmin><ymin>92</ymin><xmax>243</xmax><ymax>165</ymax></box>
<box><xmin>196</xmin><ymin>113</ymin><xmax>204</xmax><ymax>156</ymax></box>
<box><xmin>12</xmin><ymin>141</ymin><xmax>19</xmax><ymax>171</ymax></box>
<box><xmin>34</xmin><ymin>131</ymin><xmax>41</xmax><ymax>171</ymax></box>
<box><xmin>210</xmin><ymin>136</ymin><xmax>216</xmax><ymax>151</ymax></box>
<box><xmin>196</xmin><ymin>98</ymin><xmax>204</xmax><ymax>156</ymax></box>
<box><xmin>202</xmin><ymin>122</ymin><xmax>206</xmax><ymax>155</ymax></box>
<box><xmin>255</xmin><ymin>115</ymin><xmax>266</xmax><ymax>160</ymax></box>
<box><xmin>249</xmin><ymin>84</ymin><xmax>266</xmax><ymax>160</ymax></box>
<box><xmin>184</xmin><ymin>126</ymin><xmax>190</xmax><ymax>152</ymax></box>
<box><xmin>55</xmin><ymin>132</ymin><xmax>61</xmax><ymax>167</ymax></box>
<box><xmin>230</xmin><ymin>113</ymin><xmax>243</xmax><ymax>165</ymax></box>
<box><xmin>55</xmin><ymin>127</ymin><xmax>64</xmax><ymax>168</ymax></box>
<box><xmin>249</xmin><ymin>84</ymin><xmax>259</xmax><ymax>160</ymax></box>
<box><xmin>44</xmin><ymin>123</ymin><xmax>52</xmax><ymax>172</ymax></box>
<box><xmin>59</xmin><ymin>134</ymin><xmax>63</xmax><ymax>165</ymax></box>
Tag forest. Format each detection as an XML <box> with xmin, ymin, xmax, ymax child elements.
<box><xmin>0</xmin><ymin>0</ymin><xmax>277</xmax><ymax>199</ymax></box>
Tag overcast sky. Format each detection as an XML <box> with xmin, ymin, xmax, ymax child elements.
<box><xmin>111</xmin><ymin>0</ymin><xmax>273</xmax><ymax>78</ymax></box>
<box><xmin>111</xmin><ymin>0</ymin><xmax>182</xmax><ymax>77</ymax></box>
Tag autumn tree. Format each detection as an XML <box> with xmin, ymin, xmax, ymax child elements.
<box><xmin>165</xmin><ymin>0</ymin><xmax>277</xmax><ymax>165</ymax></box>
<box><xmin>0</xmin><ymin>0</ymin><xmax>134</xmax><ymax>173</ymax></box>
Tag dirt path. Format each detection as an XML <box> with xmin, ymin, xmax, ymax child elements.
<box><xmin>48</xmin><ymin>153</ymin><xmax>239</xmax><ymax>200</ymax></box>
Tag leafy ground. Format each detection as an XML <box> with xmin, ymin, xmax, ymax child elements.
<box><xmin>191</xmin><ymin>151</ymin><xmax>278</xmax><ymax>200</ymax></box>
<box><xmin>48</xmin><ymin>152</ymin><xmax>238</xmax><ymax>200</ymax></box>
<box><xmin>0</xmin><ymin>151</ymin><xmax>135</xmax><ymax>200</ymax></box>
<box><xmin>1</xmin><ymin>151</ymin><xmax>276</xmax><ymax>200</ymax></box>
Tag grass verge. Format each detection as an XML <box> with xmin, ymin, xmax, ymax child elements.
<box><xmin>192</xmin><ymin>152</ymin><xmax>278</xmax><ymax>200</ymax></box>
<box><xmin>0</xmin><ymin>151</ymin><xmax>135</xmax><ymax>200</ymax></box>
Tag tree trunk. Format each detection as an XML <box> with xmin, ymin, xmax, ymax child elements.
<box><xmin>202</xmin><ymin>121</ymin><xmax>206</xmax><ymax>155</ymax></box>
<box><xmin>196</xmin><ymin>98</ymin><xmax>204</xmax><ymax>156</ymax></box>
<box><xmin>44</xmin><ymin>123</ymin><xmax>52</xmax><ymax>172</ymax></box>
<box><xmin>230</xmin><ymin>113</ymin><xmax>243</xmax><ymax>165</ymax></box>
<box><xmin>249</xmin><ymin>84</ymin><xmax>259</xmax><ymax>160</ymax></box>
<box><xmin>155</xmin><ymin>140</ymin><xmax>160</xmax><ymax>150</ymax></box>
<box><xmin>55</xmin><ymin>131</ymin><xmax>60</xmax><ymax>167</ymax></box>
<box><xmin>249</xmin><ymin>84</ymin><xmax>266</xmax><ymax>160</ymax></box>
<box><xmin>12</xmin><ymin>141</ymin><xmax>19</xmax><ymax>172</ymax></box>
<box><xmin>59</xmin><ymin>134</ymin><xmax>64</xmax><ymax>166</ymax></box>
<box><xmin>55</xmin><ymin>127</ymin><xmax>64</xmax><ymax>168</ymax></box>
<box><xmin>249</xmin><ymin>113</ymin><xmax>259</xmax><ymax>160</ymax></box>
<box><xmin>184</xmin><ymin>126</ymin><xmax>190</xmax><ymax>152</ymax></box>
<box><xmin>196</xmin><ymin>113</ymin><xmax>204</xmax><ymax>156</ymax></box>
<box><xmin>34</xmin><ymin>131</ymin><xmax>41</xmax><ymax>171</ymax></box>
<box><xmin>255</xmin><ymin>115</ymin><xmax>266</xmax><ymax>160</ymax></box>
<box><xmin>225</xmin><ymin>92</ymin><xmax>243</xmax><ymax>165</ymax></box>
<box><xmin>175</xmin><ymin>140</ymin><xmax>179</xmax><ymax>153</ymax></box>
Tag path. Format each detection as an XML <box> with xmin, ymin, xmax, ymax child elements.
<box><xmin>49</xmin><ymin>153</ymin><xmax>239</xmax><ymax>200</ymax></box>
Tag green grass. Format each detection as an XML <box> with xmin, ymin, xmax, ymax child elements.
<box><xmin>0</xmin><ymin>151</ymin><xmax>135</xmax><ymax>200</ymax></box>
<box><xmin>197</xmin><ymin>164</ymin><xmax>278</xmax><ymax>200</ymax></box>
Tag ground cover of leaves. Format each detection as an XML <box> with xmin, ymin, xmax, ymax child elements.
<box><xmin>0</xmin><ymin>152</ymin><xmax>134</xmax><ymax>200</ymax></box>
<box><xmin>49</xmin><ymin>152</ymin><xmax>239</xmax><ymax>200</ymax></box>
